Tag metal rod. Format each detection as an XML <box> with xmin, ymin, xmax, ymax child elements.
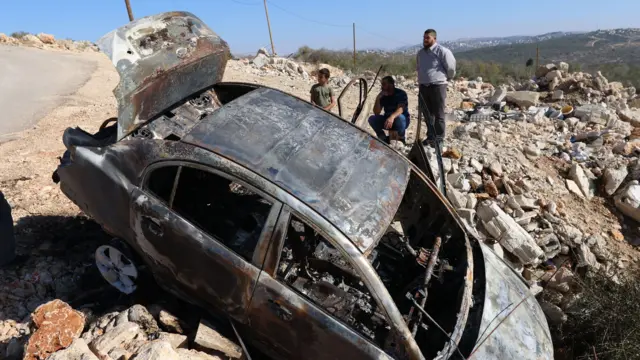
<box><xmin>229</xmin><ymin>319</ymin><xmax>253</xmax><ymax>360</ymax></box>
<box><xmin>352</xmin><ymin>23</ymin><xmax>356</xmax><ymax>68</ymax></box>
<box><xmin>407</xmin><ymin>295</ymin><xmax>465</xmax><ymax>360</ymax></box>
<box><xmin>411</xmin><ymin>236</ymin><xmax>441</xmax><ymax>337</ymax></box>
<box><xmin>124</xmin><ymin>0</ymin><xmax>134</xmax><ymax>21</ymax></box>
<box><xmin>263</xmin><ymin>0</ymin><xmax>276</xmax><ymax>56</ymax></box>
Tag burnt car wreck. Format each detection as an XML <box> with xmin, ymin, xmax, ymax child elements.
<box><xmin>52</xmin><ymin>11</ymin><xmax>553</xmax><ymax>360</ymax></box>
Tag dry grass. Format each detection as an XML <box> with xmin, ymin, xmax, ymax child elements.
<box><xmin>552</xmin><ymin>272</ymin><xmax>640</xmax><ymax>360</ymax></box>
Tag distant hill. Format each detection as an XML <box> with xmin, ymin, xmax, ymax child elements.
<box><xmin>394</xmin><ymin>31</ymin><xmax>581</xmax><ymax>54</ymax></box>
<box><xmin>453</xmin><ymin>28</ymin><xmax>640</xmax><ymax>66</ymax></box>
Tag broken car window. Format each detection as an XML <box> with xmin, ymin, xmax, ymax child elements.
<box><xmin>276</xmin><ymin>215</ymin><xmax>392</xmax><ymax>348</ymax></box>
<box><xmin>146</xmin><ymin>165</ymin><xmax>179</xmax><ymax>204</ymax></box>
<box><xmin>170</xmin><ymin>166</ymin><xmax>273</xmax><ymax>262</ymax></box>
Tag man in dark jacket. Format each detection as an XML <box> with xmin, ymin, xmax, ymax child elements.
<box><xmin>368</xmin><ymin>76</ymin><xmax>410</xmax><ymax>144</ymax></box>
<box><xmin>0</xmin><ymin>191</ymin><xmax>16</xmax><ymax>267</ymax></box>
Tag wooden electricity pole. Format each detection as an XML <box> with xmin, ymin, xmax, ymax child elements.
<box><xmin>353</xmin><ymin>23</ymin><xmax>356</xmax><ymax>67</ymax></box>
<box><xmin>124</xmin><ymin>0</ymin><xmax>134</xmax><ymax>21</ymax></box>
<box><xmin>263</xmin><ymin>0</ymin><xmax>276</xmax><ymax>56</ymax></box>
<box><xmin>536</xmin><ymin>44</ymin><xmax>539</xmax><ymax>68</ymax></box>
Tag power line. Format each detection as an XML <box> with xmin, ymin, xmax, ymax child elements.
<box><xmin>266</xmin><ymin>0</ymin><xmax>351</xmax><ymax>28</ymax></box>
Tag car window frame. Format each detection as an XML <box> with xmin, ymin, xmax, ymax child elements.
<box><xmin>265</xmin><ymin>204</ymin><xmax>405</xmax><ymax>353</ymax></box>
<box><xmin>140</xmin><ymin>159</ymin><xmax>282</xmax><ymax>267</ymax></box>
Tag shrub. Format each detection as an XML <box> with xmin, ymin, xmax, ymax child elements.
<box><xmin>552</xmin><ymin>272</ymin><xmax>640</xmax><ymax>360</ymax></box>
<box><xmin>10</xmin><ymin>31</ymin><xmax>29</xmax><ymax>39</ymax></box>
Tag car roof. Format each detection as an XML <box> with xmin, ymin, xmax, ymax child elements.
<box><xmin>182</xmin><ymin>87</ymin><xmax>411</xmax><ymax>253</ymax></box>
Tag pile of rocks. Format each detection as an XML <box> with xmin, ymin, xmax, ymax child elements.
<box><xmin>0</xmin><ymin>32</ymin><xmax>99</xmax><ymax>52</ymax></box>
<box><xmin>246</xmin><ymin>48</ymin><xmax>312</xmax><ymax>80</ymax></box>
<box><xmin>4</xmin><ymin>299</ymin><xmax>242</xmax><ymax>360</ymax></box>
<box><xmin>419</xmin><ymin>67</ymin><xmax>640</xmax><ymax>323</ymax></box>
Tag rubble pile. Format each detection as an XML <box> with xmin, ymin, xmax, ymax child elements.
<box><xmin>0</xmin><ymin>32</ymin><xmax>99</xmax><ymax>52</ymax></box>
<box><xmin>242</xmin><ymin>47</ymin><xmax>313</xmax><ymax>80</ymax></box>
<box><xmin>3</xmin><ymin>299</ymin><xmax>241</xmax><ymax>360</ymax></box>
<box><xmin>421</xmin><ymin>64</ymin><xmax>640</xmax><ymax>324</ymax></box>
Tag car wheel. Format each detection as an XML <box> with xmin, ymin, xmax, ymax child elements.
<box><xmin>95</xmin><ymin>241</ymin><xmax>139</xmax><ymax>295</ymax></box>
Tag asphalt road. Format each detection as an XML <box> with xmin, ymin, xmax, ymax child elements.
<box><xmin>0</xmin><ymin>45</ymin><xmax>97</xmax><ymax>139</ymax></box>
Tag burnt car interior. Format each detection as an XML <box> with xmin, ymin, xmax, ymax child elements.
<box><xmin>276</xmin><ymin>215</ymin><xmax>392</xmax><ymax>347</ymax></box>
<box><xmin>145</xmin><ymin>164</ymin><xmax>273</xmax><ymax>262</ymax></box>
<box><xmin>272</xmin><ymin>170</ymin><xmax>473</xmax><ymax>359</ymax></box>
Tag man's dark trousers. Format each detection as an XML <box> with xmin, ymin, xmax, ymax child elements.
<box><xmin>419</xmin><ymin>84</ymin><xmax>447</xmax><ymax>141</ymax></box>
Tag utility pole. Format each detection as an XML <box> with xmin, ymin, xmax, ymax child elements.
<box><xmin>263</xmin><ymin>0</ymin><xmax>276</xmax><ymax>56</ymax></box>
<box><xmin>535</xmin><ymin>44</ymin><xmax>539</xmax><ymax>68</ymax></box>
<box><xmin>353</xmin><ymin>23</ymin><xmax>356</xmax><ymax>68</ymax></box>
<box><xmin>124</xmin><ymin>0</ymin><xmax>134</xmax><ymax>21</ymax></box>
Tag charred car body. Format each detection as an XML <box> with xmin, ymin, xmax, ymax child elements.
<box><xmin>52</xmin><ymin>11</ymin><xmax>553</xmax><ymax>360</ymax></box>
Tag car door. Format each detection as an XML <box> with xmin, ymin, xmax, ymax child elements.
<box><xmin>246</xmin><ymin>206</ymin><xmax>397</xmax><ymax>360</ymax></box>
<box><xmin>130</xmin><ymin>160</ymin><xmax>281</xmax><ymax>321</ymax></box>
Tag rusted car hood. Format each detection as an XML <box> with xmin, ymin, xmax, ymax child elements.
<box><xmin>97</xmin><ymin>11</ymin><xmax>230</xmax><ymax>140</ymax></box>
<box><xmin>182</xmin><ymin>87</ymin><xmax>411</xmax><ymax>254</ymax></box>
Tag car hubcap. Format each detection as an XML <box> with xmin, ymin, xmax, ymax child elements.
<box><xmin>95</xmin><ymin>245</ymin><xmax>138</xmax><ymax>294</ymax></box>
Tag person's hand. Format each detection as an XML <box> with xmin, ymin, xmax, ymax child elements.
<box><xmin>384</xmin><ymin>116</ymin><xmax>395</xmax><ymax>130</ymax></box>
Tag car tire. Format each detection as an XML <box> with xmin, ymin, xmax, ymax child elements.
<box><xmin>95</xmin><ymin>238</ymin><xmax>140</xmax><ymax>295</ymax></box>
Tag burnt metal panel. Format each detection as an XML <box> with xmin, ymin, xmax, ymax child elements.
<box><xmin>182</xmin><ymin>87</ymin><xmax>411</xmax><ymax>254</ymax></box>
<box><xmin>468</xmin><ymin>242</ymin><xmax>553</xmax><ymax>359</ymax></box>
<box><xmin>97</xmin><ymin>11</ymin><xmax>230</xmax><ymax>140</ymax></box>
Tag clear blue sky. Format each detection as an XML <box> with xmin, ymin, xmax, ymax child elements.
<box><xmin>1</xmin><ymin>0</ymin><xmax>638</xmax><ymax>55</ymax></box>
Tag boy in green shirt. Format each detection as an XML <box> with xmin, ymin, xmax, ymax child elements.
<box><xmin>310</xmin><ymin>68</ymin><xmax>336</xmax><ymax>111</ymax></box>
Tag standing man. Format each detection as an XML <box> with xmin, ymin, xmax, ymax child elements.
<box><xmin>417</xmin><ymin>29</ymin><xmax>456</xmax><ymax>145</ymax></box>
<box><xmin>368</xmin><ymin>76</ymin><xmax>410</xmax><ymax>145</ymax></box>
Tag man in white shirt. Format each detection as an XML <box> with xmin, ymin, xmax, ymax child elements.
<box><xmin>416</xmin><ymin>29</ymin><xmax>456</xmax><ymax>144</ymax></box>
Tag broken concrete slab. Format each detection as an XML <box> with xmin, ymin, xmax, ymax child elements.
<box><xmin>536</xmin><ymin>233</ymin><xmax>561</xmax><ymax>259</ymax></box>
<box><xmin>617</xmin><ymin>108</ymin><xmax>640</xmax><ymax>127</ymax></box>
<box><xmin>568</xmin><ymin>164</ymin><xmax>595</xmax><ymax>200</ymax></box>
<box><xmin>193</xmin><ymin>320</ymin><xmax>242</xmax><ymax>359</ymax></box>
<box><xmin>447</xmin><ymin>187</ymin><xmax>468</xmax><ymax>209</ymax></box>
<box><xmin>130</xmin><ymin>340</ymin><xmax>181</xmax><ymax>360</ymax></box>
<box><xmin>476</xmin><ymin>201</ymin><xmax>545</xmax><ymax>265</ymax></box>
<box><xmin>576</xmin><ymin>243</ymin><xmax>601</xmax><ymax>270</ymax></box>
<box><xmin>251</xmin><ymin>53</ymin><xmax>269</xmax><ymax>68</ymax></box>
<box><xmin>177</xmin><ymin>348</ymin><xmax>224</xmax><ymax>360</ymax></box>
<box><xmin>158</xmin><ymin>332</ymin><xmax>188</xmax><ymax>349</ymax></box>
<box><xmin>512</xmin><ymin>195</ymin><xmax>540</xmax><ymax>210</ymax></box>
<box><xmin>603</xmin><ymin>166</ymin><xmax>628</xmax><ymax>196</ymax></box>
<box><xmin>614</xmin><ymin>180</ymin><xmax>640</xmax><ymax>222</ymax></box>
<box><xmin>489</xmin><ymin>87</ymin><xmax>507</xmax><ymax>104</ymax></box>
<box><xmin>566</xmin><ymin>179</ymin><xmax>585</xmax><ymax>199</ymax></box>
<box><xmin>457</xmin><ymin>208</ymin><xmax>476</xmax><ymax>224</ymax></box>
<box><xmin>506</xmin><ymin>91</ymin><xmax>540</xmax><ymax>108</ymax></box>
<box><xmin>536</xmin><ymin>64</ymin><xmax>556</xmax><ymax>78</ymax></box>
<box><xmin>46</xmin><ymin>339</ymin><xmax>99</xmax><ymax>360</ymax></box>
<box><xmin>89</xmin><ymin>321</ymin><xmax>143</xmax><ymax>357</ymax></box>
